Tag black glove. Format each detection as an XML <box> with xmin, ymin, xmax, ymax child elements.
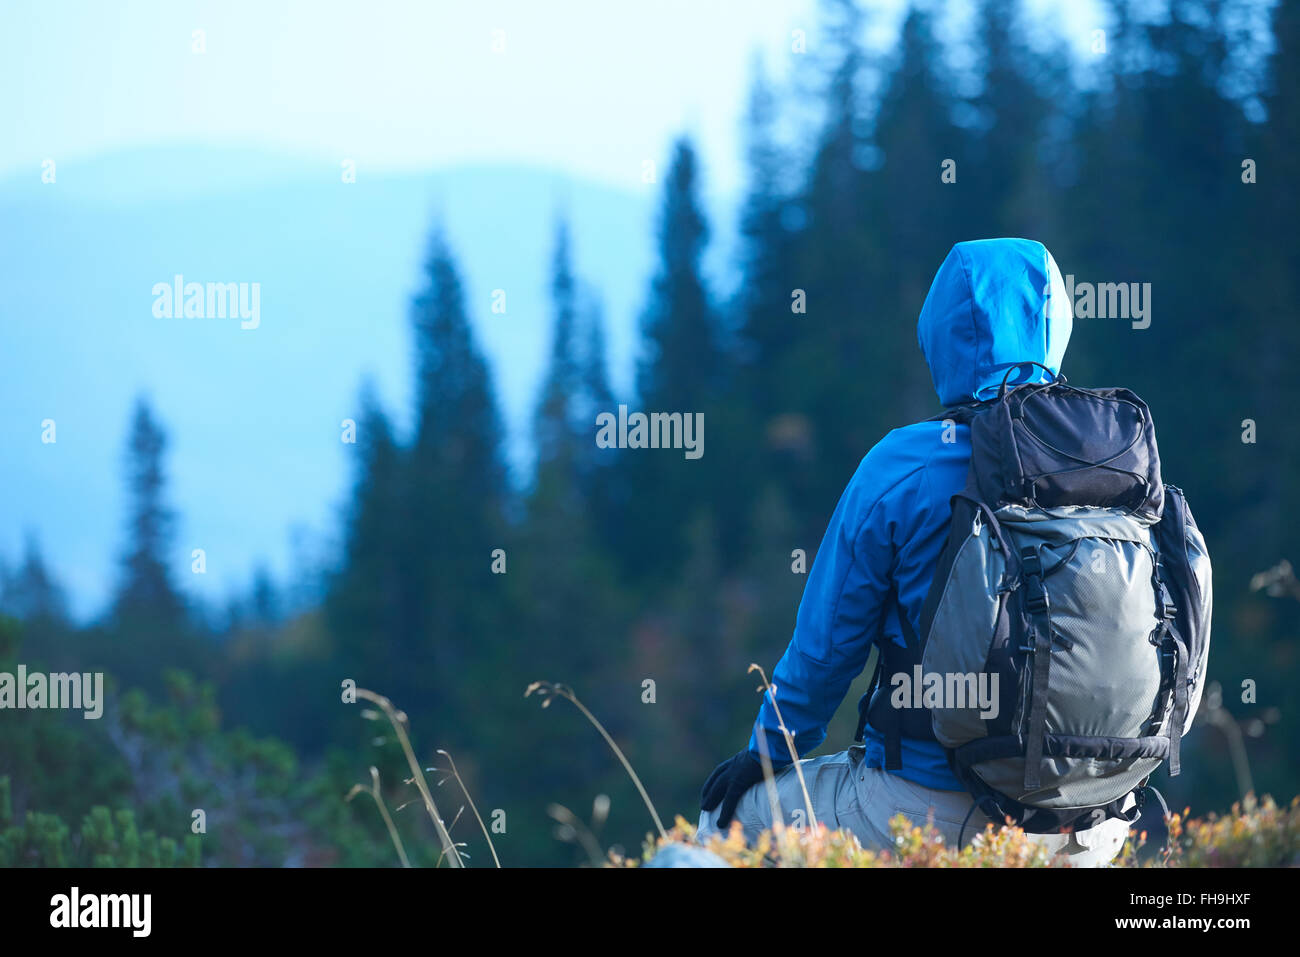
<box><xmin>700</xmin><ymin>750</ymin><xmax>767</xmax><ymax>829</ymax></box>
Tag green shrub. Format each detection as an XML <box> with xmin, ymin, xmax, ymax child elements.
<box><xmin>0</xmin><ymin>782</ymin><xmax>201</xmax><ymax>868</ymax></box>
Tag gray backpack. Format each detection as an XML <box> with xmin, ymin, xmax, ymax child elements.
<box><xmin>901</xmin><ymin>366</ymin><xmax>1212</xmax><ymax>834</ymax></box>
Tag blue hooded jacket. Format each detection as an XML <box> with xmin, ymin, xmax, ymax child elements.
<box><xmin>748</xmin><ymin>238</ymin><xmax>1074</xmax><ymax>790</ymax></box>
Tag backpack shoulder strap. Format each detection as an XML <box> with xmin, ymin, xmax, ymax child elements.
<box><xmin>856</xmin><ymin>588</ymin><xmax>935</xmax><ymax>769</ymax></box>
<box><xmin>924</xmin><ymin>401</ymin><xmax>992</xmax><ymax>426</ymax></box>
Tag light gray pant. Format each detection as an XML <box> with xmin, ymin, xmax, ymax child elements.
<box><xmin>696</xmin><ymin>746</ymin><xmax>1131</xmax><ymax>867</ymax></box>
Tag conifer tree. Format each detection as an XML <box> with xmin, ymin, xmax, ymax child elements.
<box><xmin>114</xmin><ymin>399</ymin><xmax>184</xmax><ymax>628</ymax></box>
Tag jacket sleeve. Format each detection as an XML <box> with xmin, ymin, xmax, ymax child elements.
<box><xmin>747</xmin><ymin>445</ymin><xmax>921</xmax><ymax>764</ymax></box>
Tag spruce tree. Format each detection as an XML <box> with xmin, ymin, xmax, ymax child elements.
<box><xmin>328</xmin><ymin>384</ymin><xmax>406</xmax><ymax>684</ymax></box>
<box><xmin>621</xmin><ymin>138</ymin><xmax>725</xmax><ymax>579</ymax></box>
<box><xmin>108</xmin><ymin>397</ymin><xmax>196</xmax><ymax>691</ymax></box>
<box><xmin>113</xmin><ymin>398</ymin><xmax>185</xmax><ymax>631</ymax></box>
<box><xmin>636</xmin><ymin>139</ymin><xmax>724</xmax><ymax>412</ymax></box>
<box><xmin>1</xmin><ymin>534</ymin><xmax>67</xmax><ymax>624</ymax></box>
<box><xmin>404</xmin><ymin>229</ymin><xmax>510</xmax><ymax>739</ymax></box>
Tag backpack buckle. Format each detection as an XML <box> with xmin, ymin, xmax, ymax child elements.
<box><xmin>1020</xmin><ymin>547</ymin><xmax>1048</xmax><ymax>613</ymax></box>
<box><xmin>1157</xmin><ymin>583</ymin><xmax>1178</xmax><ymax>620</ymax></box>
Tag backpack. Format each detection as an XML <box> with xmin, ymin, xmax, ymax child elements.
<box><xmin>856</xmin><ymin>362</ymin><xmax>1212</xmax><ymax>835</ymax></box>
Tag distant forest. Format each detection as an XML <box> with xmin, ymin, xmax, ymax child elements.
<box><xmin>3</xmin><ymin>0</ymin><xmax>1298</xmax><ymax>866</ymax></box>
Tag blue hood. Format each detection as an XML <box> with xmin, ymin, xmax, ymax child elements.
<box><xmin>917</xmin><ymin>238</ymin><xmax>1073</xmax><ymax>406</ymax></box>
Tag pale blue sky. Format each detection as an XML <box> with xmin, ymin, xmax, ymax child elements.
<box><xmin>2</xmin><ymin>0</ymin><xmax>1104</xmax><ymax>193</ymax></box>
<box><xmin>1</xmin><ymin>0</ymin><xmax>1107</xmax><ymax>620</ymax></box>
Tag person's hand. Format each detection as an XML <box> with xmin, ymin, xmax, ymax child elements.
<box><xmin>700</xmin><ymin>750</ymin><xmax>766</xmax><ymax>829</ymax></box>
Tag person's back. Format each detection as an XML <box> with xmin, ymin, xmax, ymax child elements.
<box><xmin>698</xmin><ymin>238</ymin><xmax>1139</xmax><ymax>865</ymax></box>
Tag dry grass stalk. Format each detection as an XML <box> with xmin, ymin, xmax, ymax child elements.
<box><xmin>526</xmin><ymin>680</ymin><xmax>667</xmax><ymax>840</ymax></box>
<box><xmin>748</xmin><ymin>663</ymin><xmax>817</xmax><ymax>832</ymax></box>
<box><xmin>345</xmin><ymin>766</ymin><xmax>411</xmax><ymax>868</ymax></box>
<box><xmin>355</xmin><ymin>687</ymin><xmax>462</xmax><ymax>867</ymax></box>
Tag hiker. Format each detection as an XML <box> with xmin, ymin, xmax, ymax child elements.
<box><xmin>699</xmin><ymin>238</ymin><xmax>1211</xmax><ymax>866</ymax></box>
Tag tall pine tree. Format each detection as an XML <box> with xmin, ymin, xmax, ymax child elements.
<box><xmin>404</xmin><ymin>228</ymin><xmax>510</xmax><ymax>740</ymax></box>
<box><xmin>108</xmin><ymin>397</ymin><xmax>197</xmax><ymax>691</ymax></box>
<box><xmin>328</xmin><ymin>383</ymin><xmax>406</xmax><ymax>685</ymax></box>
<box><xmin>114</xmin><ymin>398</ymin><xmax>184</xmax><ymax>627</ymax></box>
<box><xmin>620</xmin><ymin>139</ymin><xmax>726</xmax><ymax>580</ymax></box>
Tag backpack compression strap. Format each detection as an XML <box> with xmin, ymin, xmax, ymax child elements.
<box><xmin>1020</xmin><ymin>545</ymin><xmax>1054</xmax><ymax>790</ymax></box>
<box><xmin>855</xmin><ymin>595</ymin><xmax>926</xmax><ymax>770</ymax></box>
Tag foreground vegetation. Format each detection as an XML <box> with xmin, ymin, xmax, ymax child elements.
<box><xmin>627</xmin><ymin>795</ymin><xmax>1300</xmax><ymax>868</ymax></box>
<box><xmin>6</xmin><ymin>0</ymin><xmax>1299</xmax><ymax>867</ymax></box>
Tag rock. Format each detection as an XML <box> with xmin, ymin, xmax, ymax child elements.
<box><xmin>643</xmin><ymin>844</ymin><xmax>731</xmax><ymax>868</ymax></box>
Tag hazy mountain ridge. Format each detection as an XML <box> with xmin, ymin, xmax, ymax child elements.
<box><xmin>0</xmin><ymin>145</ymin><xmax>738</xmax><ymax>619</ymax></box>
